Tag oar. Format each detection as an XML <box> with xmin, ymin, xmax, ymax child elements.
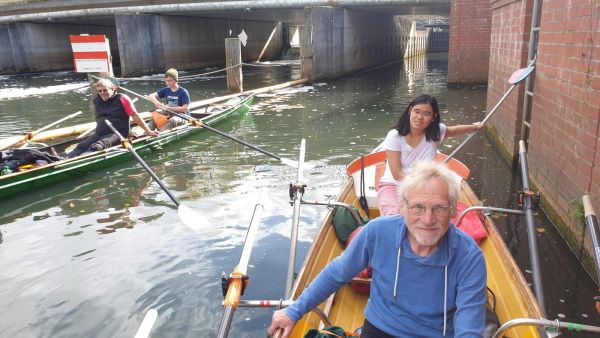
<box><xmin>134</xmin><ymin>309</ymin><xmax>158</xmax><ymax>338</ymax></box>
<box><xmin>0</xmin><ymin>110</ymin><xmax>82</xmax><ymax>150</ymax></box>
<box><xmin>443</xmin><ymin>65</ymin><xmax>535</xmax><ymax>163</ymax></box>
<box><xmin>90</xmin><ymin>75</ymin><xmax>299</xmax><ymax>167</ymax></box>
<box><xmin>286</xmin><ymin>139</ymin><xmax>306</xmax><ymax>298</ymax></box>
<box><xmin>518</xmin><ymin>140</ymin><xmax>546</xmax><ymax>315</ymax></box>
<box><xmin>582</xmin><ymin>194</ymin><xmax>600</xmax><ymax>314</ymax></box>
<box><xmin>217</xmin><ymin>200</ymin><xmax>263</xmax><ymax>338</ymax></box>
<box><xmin>103</xmin><ymin>120</ymin><xmax>208</xmax><ymax>230</ymax></box>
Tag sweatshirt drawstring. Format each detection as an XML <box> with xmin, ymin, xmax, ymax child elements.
<box><xmin>393</xmin><ymin>246</ymin><xmax>402</xmax><ymax>303</ymax></box>
<box><xmin>443</xmin><ymin>265</ymin><xmax>448</xmax><ymax>336</ymax></box>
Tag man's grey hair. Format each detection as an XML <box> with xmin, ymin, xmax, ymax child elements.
<box><xmin>397</xmin><ymin>160</ymin><xmax>460</xmax><ymax>211</ymax></box>
<box><xmin>94</xmin><ymin>78</ymin><xmax>115</xmax><ymax>89</ymax></box>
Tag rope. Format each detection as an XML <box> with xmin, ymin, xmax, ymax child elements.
<box><xmin>115</xmin><ymin>63</ymin><xmax>242</xmax><ymax>82</ymax></box>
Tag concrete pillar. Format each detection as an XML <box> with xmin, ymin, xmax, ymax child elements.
<box><xmin>302</xmin><ymin>7</ymin><xmax>404</xmax><ymax>82</ymax></box>
<box><xmin>116</xmin><ymin>13</ymin><xmax>283</xmax><ymax>77</ymax></box>
<box><xmin>225</xmin><ymin>38</ymin><xmax>243</xmax><ymax>93</ymax></box>
<box><xmin>448</xmin><ymin>0</ymin><xmax>491</xmax><ymax>84</ymax></box>
<box><xmin>115</xmin><ymin>14</ymin><xmax>164</xmax><ymax>77</ymax></box>
<box><xmin>302</xmin><ymin>6</ymin><xmax>344</xmax><ymax>81</ymax></box>
<box><xmin>0</xmin><ymin>22</ymin><xmax>115</xmax><ymax>74</ymax></box>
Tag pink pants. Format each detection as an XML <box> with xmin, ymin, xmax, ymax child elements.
<box><xmin>377</xmin><ymin>182</ymin><xmax>404</xmax><ymax>216</ymax></box>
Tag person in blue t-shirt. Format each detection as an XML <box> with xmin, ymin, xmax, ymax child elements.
<box><xmin>147</xmin><ymin>68</ymin><xmax>191</xmax><ymax>131</ymax></box>
<box><xmin>268</xmin><ymin>161</ymin><xmax>487</xmax><ymax>338</ymax></box>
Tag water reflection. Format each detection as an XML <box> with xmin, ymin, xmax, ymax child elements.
<box><xmin>0</xmin><ymin>56</ymin><xmax>598</xmax><ymax>337</ymax></box>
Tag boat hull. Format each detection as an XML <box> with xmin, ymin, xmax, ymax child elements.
<box><xmin>287</xmin><ymin>153</ymin><xmax>543</xmax><ymax>338</ymax></box>
<box><xmin>0</xmin><ymin>95</ymin><xmax>254</xmax><ymax>199</ymax></box>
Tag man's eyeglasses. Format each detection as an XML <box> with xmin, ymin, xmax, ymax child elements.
<box><xmin>411</xmin><ymin>108</ymin><xmax>433</xmax><ymax>118</ymax></box>
<box><xmin>406</xmin><ymin>203</ymin><xmax>452</xmax><ymax>217</ymax></box>
<box><xmin>97</xmin><ymin>89</ymin><xmax>109</xmax><ymax>93</ymax></box>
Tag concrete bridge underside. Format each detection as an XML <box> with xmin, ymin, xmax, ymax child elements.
<box><xmin>0</xmin><ymin>1</ymin><xmax>488</xmax><ymax>83</ymax></box>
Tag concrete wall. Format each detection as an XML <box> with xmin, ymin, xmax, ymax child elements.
<box><xmin>302</xmin><ymin>6</ymin><xmax>404</xmax><ymax>82</ymax></box>
<box><xmin>404</xmin><ymin>21</ymin><xmax>429</xmax><ymax>59</ymax></box>
<box><xmin>428</xmin><ymin>30</ymin><xmax>449</xmax><ymax>52</ymax></box>
<box><xmin>116</xmin><ymin>14</ymin><xmax>283</xmax><ymax>77</ymax></box>
<box><xmin>0</xmin><ymin>22</ymin><xmax>116</xmax><ymax>74</ymax></box>
<box><xmin>487</xmin><ymin>0</ymin><xmax>533</xmax><ymax>159</ymax></box>
<box><xmin>448</xmin><ymin>0</ymin><xmax>492</xmax><ymax>84</ymax></box>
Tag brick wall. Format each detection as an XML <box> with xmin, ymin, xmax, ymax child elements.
<box><xmin>448</xmin><ymin>0</ymin><xmax>492</xmax><ymax>84</ymax></box>
<box><xmin>527</xmin><ymin>0</ymin><xmax>600</xmax><ymax>239</ymax></box>
<box><xmin>487</xmin><ymin>0</ymin><xmax>533</xmax><ymax>158</ymax></box>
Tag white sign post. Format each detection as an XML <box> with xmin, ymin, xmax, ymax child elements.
<box><xmin>70</xmin><ymin>34</ymin><xmax>112</xmax><ymax>73</ymax></box>
<box><xmin>69</xmin><ymin>34</ymin><xmax>113</xmax><ymax>95</ymax></box>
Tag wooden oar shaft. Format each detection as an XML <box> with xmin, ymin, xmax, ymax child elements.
<box><xmin>218</xmin><ymin>202</ymin><xmax>263</xmax><ymax>337</ymax></box>
<box><xmin>0</xmin><ymin>110</ymin><xmax>83</xmax><ymax>151</ymax></box>
<box><xmin>33</xmin><ymin>111</ymin><xmax>83</xmax><ymax>136</ymax></box>
<box><xmin>104</xmin><ymin>120</ymin><xmax>181</xmax><ymax>207</ymax></box>
<box><xmin>583</xmin><ymin>195</ymin><xmax>600</xmax><ymax>285</ymax></box>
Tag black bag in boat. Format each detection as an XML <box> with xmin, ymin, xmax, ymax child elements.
<box><xmin>331</xmin><ymin>205</ymin><xmax>368</xmax><ymax>244</ymax></box>
<box><xmin>0</xmin><ymin>149</ymin><xmax>62</xmax><ymax>173</ymax></box>
<box><xmin>304</xmin><ymin>326</ymin><xmax>359</xmax><ymax>338</ymax></box>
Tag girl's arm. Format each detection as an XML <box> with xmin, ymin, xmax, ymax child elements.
<box><xmin>445</xmin><ymin>122</ymin><xmax>483</xmax><ymax>138</ymax></box>
<box><xmin>386</xmin><ymin>149</ymin><xmax>404</xmax><ymax>181</ymax></box>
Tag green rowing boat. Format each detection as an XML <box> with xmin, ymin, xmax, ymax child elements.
<box><xmin>0</xmin><ymin>95</ymin><xmax>254</xmax><ymax>199</ymax></box>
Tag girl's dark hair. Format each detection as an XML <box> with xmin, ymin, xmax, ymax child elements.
<box><xmin>392</xmin><ymin>94</ymin><xmax>441</xmax><ymax>142</ymax></box>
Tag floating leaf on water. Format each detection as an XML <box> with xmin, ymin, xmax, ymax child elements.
<box><xmin>536</xmin><ymin>227</ymin><xmax>545</xmax><ymax>233</ymax></box>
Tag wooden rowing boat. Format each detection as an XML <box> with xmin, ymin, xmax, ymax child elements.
<box><xmin>0</xmin><ymin>95</ymin><xmax>254</xmax><ymax>199</ymax></box>
<box><xmin>286</xmin><ymin>150</ymin><xmax>544</xmax><ymax>337</ymax></box>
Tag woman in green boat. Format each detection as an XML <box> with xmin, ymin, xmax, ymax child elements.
<box><xmin>67</xmin><ymin>79</ymin><xmax>158</xmax><ymax>158</ymax></box>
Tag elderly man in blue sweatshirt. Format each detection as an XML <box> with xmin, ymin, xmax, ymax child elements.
<box><xmin>268</xmin><ymin>161</ymin><xmax>487</xmax><ymax>337</ymax></box>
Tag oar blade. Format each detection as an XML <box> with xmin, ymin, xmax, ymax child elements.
<box><xmin>178</xmin><ymin>204</ymin><xmax>210</xmax><ymax>231</ymax></box>
<box><xmin>280</xmin><ymin>157</ymin><xmax>299</xmax><ymax>167</ymax></box>
<box><xmin>134</xmin><ymin>309</ymin><xmax>158</xmax><ymax>338</ymax></box>
<box><xmin>508</xmin><ymin>66</ymin><xmax>535</xmax><ymax>85</ymax></box>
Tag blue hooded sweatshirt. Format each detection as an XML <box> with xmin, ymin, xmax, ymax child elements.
<box><xmin>285</xmin><ymin>215</ymin><xmax>487</xmax><ymax>337</ymax></box>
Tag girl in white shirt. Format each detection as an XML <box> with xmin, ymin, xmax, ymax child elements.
<box><xmin>378</xmin><ymin>94</ymin><xmax>482</xmax><ymax>215</ymax></box>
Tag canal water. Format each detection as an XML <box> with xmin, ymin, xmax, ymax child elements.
<box><xmin>0</xmin><ymin>54</ymin><xmax>598</xmax><ymax>337</ymax></box>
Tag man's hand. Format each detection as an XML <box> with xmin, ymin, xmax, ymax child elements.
<box><xmin>146</xmin><ymin>130</ymin><xmax>159</xmax><ymax>137</ymax></box>
<box><xmin>267</xmin><ymin>310</ymin><xmax>295</xmax><ymax>338</ymax></box>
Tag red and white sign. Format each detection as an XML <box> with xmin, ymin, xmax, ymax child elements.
<box><xmin>69</xmin><ymin>35</ymin><xmax>111</xmax><ymax>73</ymax></box>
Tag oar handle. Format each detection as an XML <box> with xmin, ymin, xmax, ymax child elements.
<box><xmin>272</xmin><ymin>328</ymin><xmax>284</xmax><ymax>338</ymax></box>
<box><xmin>104</xmin><ymin>120</ymin><xmax>181</xmax><ymax>207</ymax></box>
<box><xmin>223</xmin><ymin>269</ymin><xmax>245</xmax><ymax>308</ymax></box>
